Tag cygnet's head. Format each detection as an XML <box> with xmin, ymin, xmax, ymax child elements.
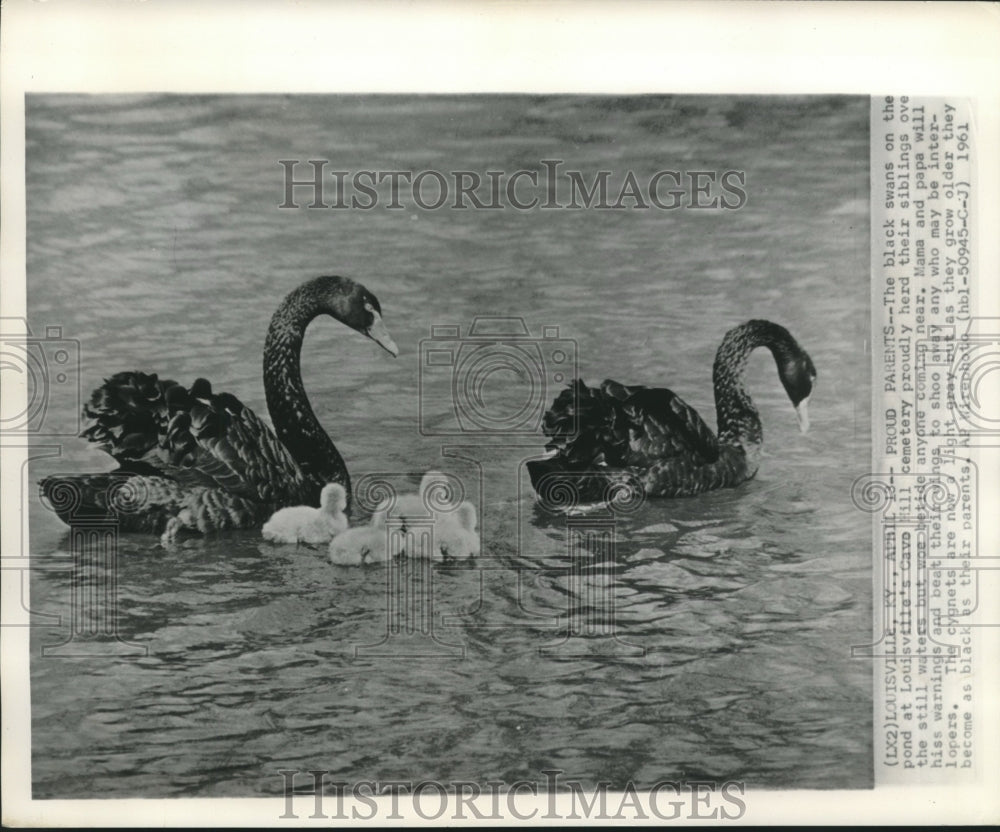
<box><xmin>320</xmin><ymin>483</ymin><xmax>348</xmax><ymax>514</ymax></box>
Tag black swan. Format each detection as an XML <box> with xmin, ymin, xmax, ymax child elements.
<box><xmin>527</xmin><ymin>320</ymin><xmax>816</xmax><ymax>506</ymax></box>
<box><xmin>40</xmin><ymin>275</ymin><xmax>397</xmax><ymax>542</ymax></box>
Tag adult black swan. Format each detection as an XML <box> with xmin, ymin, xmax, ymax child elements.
<box><xmin>527</xmin><ymin>320</ymin><xmax>816</xmax><ymax>506</ymax></box>
<box><xmin>40</xmin><ymin>275</ymin><xmax>397</xmax><ymax>542</ymax></box>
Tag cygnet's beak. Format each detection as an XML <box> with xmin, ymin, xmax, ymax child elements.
<box><xmin>795</xmin><ymin>397</ymin><xmax>810</xmax><ymax>433</ymax></box>
<box><xmin>367</xmin><ymin>312</ymin><xmax>399</xmax><ymax>357</ymax></box>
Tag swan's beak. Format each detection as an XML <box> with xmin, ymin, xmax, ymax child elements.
<box><xmin>795</xmin><ymin>397</ymin><xmax>810</xmax><ymax>433</ymax></box>
<box><xmin>367</xmin><ymin>313</ymin><xmax>399</xmax><ymax>357</ymax></box>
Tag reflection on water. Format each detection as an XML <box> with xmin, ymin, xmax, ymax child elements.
<box><xmin>27</xmin><ymin>94</ymin><xmax>871</xmax><ymax>795</ymax></box>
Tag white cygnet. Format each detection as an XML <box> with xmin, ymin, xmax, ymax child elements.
<box><xmin>329</xmin><ymin>523</ymin><xmax>392</xmax><ymax>566</ymax></box>
<box><xmin>262</xmin><ymin>483</ymin><xmax>348</xmax><ymax>545</ymax></box>
<box><xmin>328</xmin><ymin>471</ymin><xmax>480</xmax><ymax>564</ymax></box>
<box><xmin>434</xmin><ymin>501</ymin><xmax>480</xmax><ymax>560</ymax></box>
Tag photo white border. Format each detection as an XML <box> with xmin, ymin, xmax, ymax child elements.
<box><xmin>2</xmin><ymin>0</ymin><xmax>998</xmax><ymax>826</ymax></box>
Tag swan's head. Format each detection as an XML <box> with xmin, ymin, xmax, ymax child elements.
<box><xmin>315</xmin><ymin>275</ymin><xmax>398</xmax><ymax>357</ymax></box>
<box><xmin>778</xmin><ymin>349</ymin><xmax>817</xmax><ymax>433</ymax></box>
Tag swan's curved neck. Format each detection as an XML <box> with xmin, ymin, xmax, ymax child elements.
<box><xmin>712</xmin><ymin>320</ymin><xmax>796</xmax><ymax>449</ymax></box>
<box><xmin>263</xmin><ymin>284</ymin><xmax>349</xmax><ymax>496</ymax></box>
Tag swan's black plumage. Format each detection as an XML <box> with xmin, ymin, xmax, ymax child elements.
<box><xmin>527</xmin><ymin>320</ymin><xmax>816</xmax><ymax>505</ymax></box>
<box><xmin>40</xmin><ymin>275</ymin><xmax>397</xmax><ymax>540</ymax></box>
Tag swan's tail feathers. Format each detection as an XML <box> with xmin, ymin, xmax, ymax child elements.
<box><xmin>540</xmin><ymin>379</ymin><xmax>589</xmax><ymax>445</ymax></box>
<box><xmin>81</xmin><ymin>371</ymin><xmax>193</xmax><ymax>463</ymax></box>
<box><xmin>538</xmin><ymin>379</ymin><xmax>631</xmax><ymax>467</ymax></box>
<box><xmin>79</xmin><ymin>372</ymin><xmax>311</xmax><ymax>506</ymax></box>
<box><xmin>38</xmin><ymin>470</ymin><xmax>180</xmax><ymax>534</ymax></box>
<box><xmin>82</xmin><ymin>370</ymin><xmax>249</xmax><ymax>463</ymax></box>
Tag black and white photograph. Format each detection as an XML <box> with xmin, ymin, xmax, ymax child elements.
<box><xmin>2</xmin><ymin>2</ymin><xmax>998</xmax><ymax>826</ymax></box>
<box><xmin>25</xmin><ymin>91</ymin><xmax>871</xmax><ymax>799</ymax></box>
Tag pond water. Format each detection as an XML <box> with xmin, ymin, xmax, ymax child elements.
<box><xmin>25</xmin><ymin>94</ymin><xmax>872</xmax><ymax>796</ymax></box>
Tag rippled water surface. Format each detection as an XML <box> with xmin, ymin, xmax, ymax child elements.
<box><xmin>26</xmin><ymin>94</ymin><xmax>872</xmax><ymax>796</ymax></box>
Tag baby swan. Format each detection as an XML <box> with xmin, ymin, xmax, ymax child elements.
<box><xmin>370</xmin><ymin>471</ymin><xmax>480</xmax><ymax>561</ymax></box>
<box><xmin>329</xmin><ymin>523</ymin><xmax>390</xmax><ymax>565</ymax></box>
<box><xmin>328</xmin><ymin>471</ymin><xmax>481</xmax><ymax>564</ymax></box>
<box><xmin>433</xmin><ymin>501</ymin><xmax>480</xmax><ymax>560</ymax></box>
<box><xmin>262</xmin><ymin>483</ymin><xmax>348</xmax><ymax>545</ymax></box>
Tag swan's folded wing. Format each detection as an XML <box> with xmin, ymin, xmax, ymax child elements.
<box><xmin>600</xmin><ymin>380</ymin><xmax>720</xmax><ymax>465</ymax></box>
<box><xmin>186</xmin><ymin>404</ymin><xmax>313</xmax><ymax>503</ymax></box>
<box><xmin>79</xmin><ymin>372</ymin><xmax>312</xmax><ymax>504</ymax></box>
<box><xmin>539</xmin><ymin>378</ymin><xmax>719</xmax><ymax>470</ymax></box>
